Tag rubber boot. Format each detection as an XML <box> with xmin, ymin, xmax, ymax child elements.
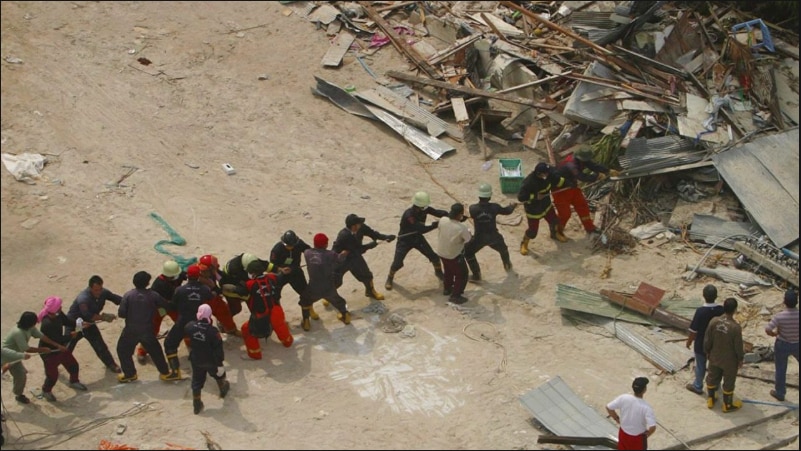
<box><xmin>706</xmin><ymin>384</ymin><xmax>717</xmax><ymax>409</ymax></box>
<box><xmin>308</xmin><ymin>305</ymin><xmax>320</xmax><ymax>320</ymax></box>
<box><xmin>338</xmin><ymin>310</ymin><xmax>351</xmax><ymax>325</ymax></box>
<box><xmin>164</xmin><ymin>354</ymin><xmax>182</xmax><ymax>381</ymax></box>
<box><xmin>321</xmin><ymin>299</ymin><xmax>330</xmax><ymax>307</ymax></box>
<box><xmin>364</xmin><ymin>280</ymin><xmax>385</xmax><ymax>300</ymax></box>
<box><xmin>385</xmin><ymin>271</ymin><xmax>396</xmax><ymax>290</ymax></box>
<box><xmin>301</xmin><ymin>307</ymin><xmax>312</xmax><ymax>331</ymax></box>
<box><xmin>216</xmin><ymin>376</ymin><xmax>230</xmax><ymax>398</ymax></box>
<box><xmin>192</xmin><ymin>390</ymin><xmax>204</xmax><ymax>415</ymax></box>
<box><xmin>466</xmin><ymin>257</ymin><xmax>481</xmax><ymax>281</ymax></box>
<box><xmin>553</xmin><ymin>224</ymin><xmax>568</xmax><ymax>242</ymax></box>
<box><xmin>722</xmin><ymin>391</ymin><xmax>742</xmax><ymax>413</ymax></box>
<box><xmin>520</xmin><ymin>236</ymin><xmax>531</xmax><ymax>256</ymax></box>
<box><xmin>433</xmin><ymin>262</ymin><xmax>444</xmax><ymax>280</ymax></box>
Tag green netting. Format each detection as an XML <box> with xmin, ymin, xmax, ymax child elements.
<box><xmin>148</xmin><ymin>212</ymin><xmax>197</xmax><ymax>270</ymax></box>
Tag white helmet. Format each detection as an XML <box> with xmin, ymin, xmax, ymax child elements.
<box><xmin>162</xmin><ymin>260</ymin><xmax>181</xmax><ymax>278</ymax></box>
<box><xmin>241</xmin><ymin>253</ymin><xmax>258</xmax><ymax>270</ymax></box>
<box><xmin>412</xmin><ymin>191</ymin><xmax>431</xmax><ymax>208</ymax></box>
<box><xmin>478</xmin><ymin>183</ymin><xmax>492</xmax><ymax>199</ymax></box>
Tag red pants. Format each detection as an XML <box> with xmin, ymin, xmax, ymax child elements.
<box><xmin>552</xmin><ymin>187</ymin><xmax>596</xmax><ymax>232</ymax></box>
<box><xmin>242</xmin><ymin>305</ymin><xmax>293</xmax><ymax>360</ymax></box>
<box><xmin>41</xmin><ymin>350</ymin><xmax>80</xmax><ymax>393</ymax></box>
<box><xmin>618</xmin><ymin>428</ymin><xmax>647</xmax><ymax>450</ymax></box>
<box><xmin>137</xmin><ymin>310</ymin><xmax>180</xmax><ymax>357</ymax></box>
<box><xmin>208</xmin><ymin>295</ymin><xmax>238</xmax><ymax>333</ymax></box>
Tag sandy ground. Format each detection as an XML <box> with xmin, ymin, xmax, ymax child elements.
<box><xmin>1</xmin><ymin>2</ymin><xmax>798</xmax><ymax>450</ymax></box>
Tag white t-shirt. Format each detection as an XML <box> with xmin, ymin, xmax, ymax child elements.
<box><xmin>436</xmin><ymin>217</ymin><xmax>472</xmax><ymax>259</ymax></box>
<box><xmin>606</xmin><ymin>394</ymin><xmax>656</xmax><ymax>436</ymax></box>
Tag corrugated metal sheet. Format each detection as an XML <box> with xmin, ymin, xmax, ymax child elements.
<box><xmin>519</xmin><ymin>376</ymin><xmax>618</xmax><ymax>451</ymax></box>
<box><xmin>569</xmin><ymin>11</ymin><xmax>619</xmax><ymax>29</ymax></box>
<box><xmin>363</xmin><ymin>104</ymin><xmax>455</xmax><ymax>160</ymax></box>
<box><xmin>712</xmin><ymin>129</ymin><xmax>800</xmax><ymax>248</ymax></box>
<box><xmin>619</xmin><ymin>135</ymin><xmax>704</xmax><ymax>171</ymax></box>
<box><xmin>555</xmin><ymin>284</ymin><xmax>697</xmax><ymax>325</ymax></box>
<box><xmin>563</xmin><ymin>62</ymin><xmax>619</xmax><ymax>128</ymax></box>
<box><xmin>689</xmin><ymin>213</ymin><xmax>762</xmax><ymax>250</ymax></box>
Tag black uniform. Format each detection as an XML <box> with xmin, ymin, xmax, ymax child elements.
<box><xmin>269</xmin><ymin>239</ymin><xmax>311</xmax><ymax>299</ymax></box>
<box><xmin>332</xmin><ymin>223</ymin><xmax>392</xmax><ymax>287</ymax></box>
<box><xmin>220</xmin><ymin>254</ymin><xmax>251</xmax><ymax>315</ymax></box>
<box><xmin>184</xmin><ymin>319</ymin><xmax>225</xmax><ymax>392</ymax></box>
<box><xmin>389</xmin><ymin>205</ymin><xmax>448</xmax><ymax>273</ymax></box>
<box><xmin>164</xmin><ymin>280</ymin><xmax>214</xmax><ymax>357</ymax></box>
<box><xmin>66</xmin><ymin>286</ymin><xmax>122</xmax><ymax>371</ymax></box>
<box><xmin>117</xmin><ymin>287</ymin><xmax>171</xmax><ymax>378</ymax></box>
<box><xmin>465</xmin><ymin>199</ymin><xmax>516</xmax><ymax>276</ymax></box>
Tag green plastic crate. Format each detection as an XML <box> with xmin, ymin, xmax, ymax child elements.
<box><xmin>499</xmin><ymin>158</ymin><xmax>523</xmax><ymax>194</ymax></box>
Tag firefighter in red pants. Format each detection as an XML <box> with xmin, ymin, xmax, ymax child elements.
<box><xmin>240</xmin><ymin>260</ymin><xmax>293</xmax><ymax>360</ymax></box>
<box><xmin>137</xmin><ymin>261</ymin><xmax>186</xmax><ymax>364</ymax></box>
<box><xmin>197</xmin><ymin>254</ymin><xmax>241</xmax><ymax>337</ymax></box>
<box><xmin>551</xmin><ymin>147</ymin><xmax>618</xmax><ymax>238</ymax></box>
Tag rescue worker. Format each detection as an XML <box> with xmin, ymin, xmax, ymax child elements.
<box><xmin>219</xmin><ymin>252</ymin><xmax>264</xmax><ymax>317</ymax></box>
<box><xmin>37</xmin><ymin>296</ymin><xmax>87</xmax><ymax>401</ymax></box>
<box><xmin>704</xmin><ymin>297</ymin><xmax>745</xmax><ymax>412</ymax></box>
<box><xmin>116</xmin><ymin>271</ymin><xmax>179</xmax><ymax>382</ymax></box>
<box><xmin>66</xmin><ymin>275</ymin><xmax>123</xmax><ymax>373</ymax></box>
<box><xmin>300</xmin><ymin>233</ymin><xmax>352</xmax><ymax>331</ymax></box>
<box><xmin>198</xmin><ymin>254</ymin><xmax>240</xmax><ymax>336</ymax></box>
<box><xmin>164</xmin><ymin>264</ymin><xmax>214</xmax><ymax>379</ymax></box>
<box><xmin>2</xmin><ymin>311</ymin><xmax>68</xmax><ymax>404</ymax></box>
<box><xmin>385</xmin><ymin>191</ymin><xmax>448</xmax><ymax>290</ymax></box>
<box><xmin>551</xmin><ymin>146</ymin><xmax>618</xmax><ymax>238</ymax></box>
<box><xmin>241</xmin><ymin>260</ymin><xmax>293</xmax><ymax>360</ymax></box>
<box><xmin>517</xmin><ymin>163</ymin><xmax>566</xmax><ymax>255</ymax></box>
<box><xmin>136</xmin><ymin>260</ymin><xmax>186</xmax><ymax>364</ymax></box>
<box><xmin>269</xmin><ymin>230</ymin><xmax>319</xmax><ymax>325</ymax></box>
<box><xmin>436</xmin><ymin>204</ymin><xmax>472</xmax><ymax>304</ymax></box>
<box><xmin>185</xmin><ymin>304</ymin><xmax>230</xmax><ymax>415</ymax></box>
<box><xmin>464</xmin><ymin>183</ymin><xmax>517</xmax><ymax>280</ymax></box>
<box><xmin>333</xmin><ymin>214</ymin><xmax>396</xmax><ymax>302</ymax></box>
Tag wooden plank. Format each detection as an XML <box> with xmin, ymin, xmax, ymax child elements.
<box><xmin>522</xmin><ymin>125</ymin><xmax>540</xmax><ymax>150</ymax></box>
<box><xmin>386</xmin><ymin>70</ymin><xmax>556</xmax><ymax>110</ymax></box>
<box><xmin>450</xmin><ymin>97</ymin><xmax>469</xmax><ymax>124</ymax></box>
<box><xmin>321</xmin><ymin>32</ymin><xmax>355</xmax><ymax>67</ymax></box>
<box><xmin>662</xmin><ymin>409</ymin><xmax>796</xmax><ymax>450</ymax></box>
<box><xmin>620</xmin><ymin>119</ymin><xmax>643</xmax><ymax>148</ymax></box>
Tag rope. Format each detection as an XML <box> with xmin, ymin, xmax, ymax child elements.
<box><xmin>148</xmin><ymin>212</ymin><xmax>198</xmax><ymax>270</ymax></box>
<box><xmin>463</xmin><ymin>321</ymin><xmax>507</xmax><ymax>384</ymax></box>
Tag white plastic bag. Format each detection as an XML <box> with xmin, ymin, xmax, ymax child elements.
<box><xmin>1</xmin><ymin>152</ymin><xmax>47</xmax><ymax>184</ymax></box>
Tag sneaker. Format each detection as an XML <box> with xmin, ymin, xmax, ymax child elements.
<box><xmin>449</xmin><ymin>295</ymin><xmax>469</xmax><ymax>305</ymax></box>
<box><xmin>470</xmin><ymin>273</ymin><xmax>481</xmax><ymax>282</ymax></box>
<box><xmin>117</xmin><ymin>373</ymin><xmax>138</xmax><ymax>383</ymax></box>
<box><xmin>15</xmin><ymin>394</ymin><xmax>31</xmax><ymax>404</ymax></box>
<box><xmin>42</xmin><ymin>392</ymin><xmax>57</xmax><ymax>402</ymax></box>
<box><xmin>107</xmin><ymin>364</ymin><xmax>122</xmax><ymax>374</ymax></box>
<box><xmin>218</xmin><ymin>380</ymin><xmax>230</xmax><ymax>398</ymax></box>
<box><xmin>70</xmin><ymin>382</ymin><xmax>88</xmax><ymax>391</ymax></box>
<box><xmin>769</xmin><ymin>390</ymin><xmax>785</xmax><ymax>402</ymax></box>
<box><xmin>685</xmin><ymin>383</ymin><xmax>703</xmax><ymax>395</ymax></box>
<box><xmin>193</xmin><ymin>398</ymin><xmax>204</xmax><ymax>415</ymax></box>
<box><xmin>443</xmin><ymin>288</ymin><xmax>452</xmax><ymax>296</ymax></box>
<box><xmin>159</xmin><ymin>371</ymin><xmax>181</xmax><ymax>381</ymax></box>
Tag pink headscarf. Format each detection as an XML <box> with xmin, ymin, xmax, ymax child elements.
<box><xmin>197</xmin><ymin>304</ymin><xmax>212</xmax><ymax>322</ymax></box>
<box><xmin>38</xmin><ymin>296</ymin><xmax>63</xmax><ymax>323</ymax></box>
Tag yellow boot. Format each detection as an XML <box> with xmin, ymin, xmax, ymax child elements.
<box><xmin>364</xmin><ymin>280</ymin><xmax>385</xmax><ymax>300</ymax></box>
<box><xmin>722</xmin><ymin>391</ymin><xmax>742</xmax><ymax>413</ymax></box>
<box><xmin>706</xmin><ymin>384</ymin><xmax>717</xmax><ymax>409</ymax></box>
<box><xmin>309</xmin><ymin>305</ymin><xmax>320</xmax><ymax>320</ymax></box>
<box><xmin>520</xmin><ymin>236</ymin><xmax>531</xmax><ymax>255</ymax></box>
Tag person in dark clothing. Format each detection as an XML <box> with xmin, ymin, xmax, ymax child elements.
<box><xmin>220</xmin><ymin>252</ymin><xmax>263</xmax><ymax>316</ymax></box>
<box><xmin>137</xmin><ymin>260</ymin><xmax>186</xmax><ymax>364</ymax></box>
<box><xmin>551</xmin><ymin>146</ymin><xmax>618</xmax><ymax>238</ymax></box>
<box><xmin>164</xmin><ymin>265</ymin><xmax>214</xmax><ymax>379</ymax></box>
<box><xmin>704</xmin><ymin>298</ymin><xmax>745</xmax><ymax>412</ymax></box>
<box><xmin>116</xmin><ymin>271</ymin><xmax>179</xmax><ymax>383</ymax></box>
<box><xmin>185</xmin><ymin>304</ymin><xmax>230</xmax><ymax>415</ymax></box>
<box><xmin>300</xmin><ymin>233</ymin><xmax>352</xmax><ymax>331</ymax></box>
<box><xmin>269</xmin><ymin>230</ymin><xmax>318</xmax><ymax>324</ymax></box>
<box><xmin>241</xmin><ymin>260</ymin><xmax>293</xmax><ymax>359</ymax></box>
<box><xmin>517</xmin><ymin>162</ymin><xmax>566</xmax><ymax>255</ymax></box>
<box><xmin>37</xmin><ymin>296</ymin><xmax>87</xmax><ymax>402</ymax></box>
<box><xmin>333</xmin><ymin>214</ymin><xmax>396</xmax><ymax>302</ymax></box>
<box><xmin>198</xmin><ymin>254</ymin><xmax>239</xmax><ymax>336</ymax></box>
<box><xmin>66</xmin><ymin>275</ymin><xmax>123</xmax><ymax>373</ymax></box>
<box><xmin>464</xmin><ymin>183</ymin><xmax>517</xmax><ymax>280</ymax></box>
<box><xmin>685</xmin><ymin>284</ymin><xmax>724</xmax><ymax>395</ymax></box>
<box><xmin>385</xmin><ymin>191</ymin><xmax>448</xmax><ymax>290</ymax></box>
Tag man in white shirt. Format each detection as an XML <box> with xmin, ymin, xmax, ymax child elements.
<box><xmin>606</xmin><ymin>376</ymin><xmax>657</xmax><ymax>450</ymax></box>
<box><xmin>436</xmin><ymin>203</ymin><xmax>472</xmax><ymax>304</ymax></box>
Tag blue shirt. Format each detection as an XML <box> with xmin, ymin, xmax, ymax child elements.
<box><xmin>689</xmin><ymin>303</ymin><xmax>724</xmax><ymax>354</ymax></box>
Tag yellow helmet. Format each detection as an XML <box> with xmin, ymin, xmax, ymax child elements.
<box><xmin>162</xmin><ymin>260</ymin><xmax>181</xmax><ymax>278</ymax></box>
<box><xmin>412</xmin><ymin>191</ymin><xmax>431</xmax><ymax>208</ymax></box>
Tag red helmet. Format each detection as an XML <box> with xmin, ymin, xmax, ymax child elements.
<box><xmin>199</xmin><ymin>254</ymin><xmax>219</xmax><ymax>269</ymax></box>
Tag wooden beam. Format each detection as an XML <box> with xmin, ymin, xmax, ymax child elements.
<box><xmin>361</xmin><ymin>3</ymin><xmax>441</xmax><ymax>79</ymax></box>
<box><xmin>537</xmin><ymin>435</ymin><xmax>618</xmax><ymax>449</ymax></box>
<box><xmin>661</xmin><ymin>409</ymin><xmax>796</xmax><ymax>450</ymax></box>
<box><xmin>732</xmin><ymin>242</ymin><xmax>800</xmax><ymax>287</ymax></box>
<box><xmin>386</xmin><ymin>70</ymin><xmax>556</xmax><ymax>110</ymax></box>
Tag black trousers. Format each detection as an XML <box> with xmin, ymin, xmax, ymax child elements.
<box><xmin>117</xmin><ymin>329</ymin><xmax>169</xmax><ymax>377</ymax></box>
<box><xmin>334</xmin><ymin>254</ymin><xmax>373</xmax><ymax>288</ymax></box>
<box><xmin>389</xmin><ymin>238</ymin><xmax>439</xmax><ymax>272</ymax></box>
<box><xmin>67</xmin><ymin>324</ymin><xmax>117</xmax><ymax>369</ymax></box>
<box><xmin>464</xmin><ymin>231</ymin><xmax>511</xmax><ymax>274</ymax></box>
<box><xmin>191</xmin><ymin>364</ymin><xmax>223</xmax><ymax>392</ymax></box>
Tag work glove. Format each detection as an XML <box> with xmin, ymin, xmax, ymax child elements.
<box><xmin>216</xmin><ymin>366</ymin><xmax>226</xmax><ymax>377</ymax></box>
<box><xmin>596</xmin><ymin>172</ymin><xmax>607</xmax><ymax>182</ymax></box>
<box><xmin>364</xmin><ymin>240</ymin><xmax>379</xmax><ymax>251</ymax></box>
<box><xmin>100</xmin><ymin>312</ymin><xmax>116</xmax><ymax>322</ymax></box>
<box><xmin>385</xmin><ymin>234</ymin><xmax>396</xmax><ymax>243</ymax></box>
<box><xmin>609</xmin><ymin>169</ymin><xmax>621</xmax><ymax>177</ymax></box>
<box><xmin>157</xmin><ymin>308</ymin><xmax>167</xmax><ymax>318</ymax></box>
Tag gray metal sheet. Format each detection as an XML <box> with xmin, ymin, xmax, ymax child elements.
<box><xmin>689</xmin><ymin>213</ymin><xmax>762</xmax><ymax>249</ymax></box>
<box><xmin>519</xmin><ymin>376</ymin><xmax>618</xmax><ymax>450</ymax></box>
<box><xmin>712</xmin><ymin>129</ymin><xmax>799</xmax><ymax>248</ymax></box>
<box><xmin>364</xmin><ymin>104</ymin><xmax>455</xmax><ymax>160</ymax></box>
<box><xmin>312</xmin><ymin>76</ymin><xmax>375</xmax><ymax>119</ymax></box>
<box><xmin>321</xmin><ymin>32</ymin><xmax>354</xmax><ymax>67</ymax></box>
<box><xmin>619</xmin><ymin>135</ymin><xmax>703</xmax><ymax>171</ymax></box>
<box><xmin>563</xmin><ymin>62</ymin><xmax>619</xmax><ymax>128</ymax></box>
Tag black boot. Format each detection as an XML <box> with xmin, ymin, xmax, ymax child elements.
<box><xmin>466</xmin><ymin>257</ymin><xmax>481</xmax><ymax>281</ymax></box>
<box><xmin>192</xmin><ymin>390</ymin><xmax>204</xmax><ymax>415</ymax></box>
<box><xmin>216</xmin><ymin>376</ymin><xmax>230</xmax><ymax>398</ymax></box>
<box><xmin>433</xmin><ymin>262</ymin><xmax>444</xmax><ymax>280</ymax></box>
<box><xmin>385</xmin><ymin>271</ymin><xmax>396</xmax><ymax>290</ymax></box>
<box><xmin>164</xmin><ymin>354</ymin><xmax>181</xmax><ymax>380</ymax></box>
<box><xmin>706</xmin><ymin>384</ymin><xmax>717</xmax><ymax>409</ymax></box>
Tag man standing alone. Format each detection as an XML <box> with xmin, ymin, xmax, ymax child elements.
<box><xmin>606</xmin><ymin>376</ymin><xmax>657</xmax><ymax>450</ymax></box>
<box><xmin>765</xmin><ymin>289</ymin><xmax>799</xmax><ymax>402</ymax></box>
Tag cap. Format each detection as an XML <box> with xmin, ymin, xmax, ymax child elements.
<box><xmin>534</xmin><ymin>162</ymin><xmax>550</xmax><ymax>175</ymax></box>
<box><xmin>314</xmin><ymin>233</ymin><xmax>329</xmax><ymax>249</ymax></box>
<box><xmin>632</xmin><ymin>376</ymin><xmax>649</xmax><ymax>392</ymax></box>
<box><xmin>186</xmin><ymin>264</ymin><xmax>201</xmax><ymax>279</ymax></box>
<box><xmin>785</xmin><ymin>289</ymin><xmax>798</xmax><ymax>307</ymax></box>
<box><xmin>346</xmin><ymin>214</ymin><xmax>365</xmax><ymax>228</ymax></box>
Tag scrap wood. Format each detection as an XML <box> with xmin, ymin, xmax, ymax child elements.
<box><xmin>386</xmin><ymin>71</ymin><xmax>556</xmax><ymax>110</ymax></box>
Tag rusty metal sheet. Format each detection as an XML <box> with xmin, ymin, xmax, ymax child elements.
<box><xmin>632</xmin><ymin>282</ymin><xmax>665</xmax><ymax>314</ymax></box>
